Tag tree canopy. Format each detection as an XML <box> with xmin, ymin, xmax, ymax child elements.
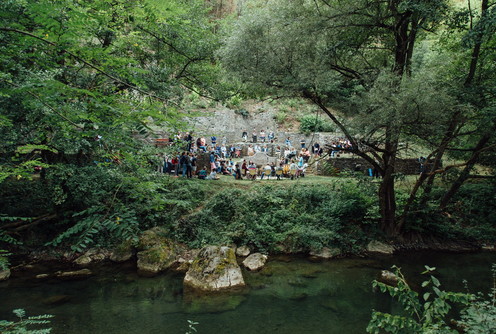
<box><xmin>219</xmin><ymin>0</ymin><xmax>496</xmax><ymax>235</ymax></box>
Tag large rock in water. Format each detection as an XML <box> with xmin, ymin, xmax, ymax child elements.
<box><xmin>0</xmin><ymin>269</ymin><xmax>11</xmax><ymax>281</ymax></box>
<box><xmin>309</xmin><ymin>247</ymin><xmax>341</xmax><ymax>259</ymax></box>
<box><xmin>378</xmin><ymin>270</ymin><xmax>399</xmax><ymax>286</ymax></box>
<box><xmin>367</xmin><ymin>240</ymin><xmax>394</xmax><ymax>254</ymax></box>
<box><xmin>184</xmin><ymin>246</ymin><xmax>245</xmax><ymax>291</ymax></box>
<box><xmin>242</xmin><ymin>253</ymin><xmax>268</xmax><ymax>271</ymax></box>
<box><xmin>136</xmin><ymin>227</ymin><xmax>182</xmax><ymax>277</ymax></box>
<box><xmin>236</xmin><ymin>245</ymin><xmax>251</xmax><ymax>257</ymax></box>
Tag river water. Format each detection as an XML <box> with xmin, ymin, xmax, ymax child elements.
<box><xmin>1</xmin><ymin>251</ymin><xmax>495</xmax><ymax>334</ymax></box>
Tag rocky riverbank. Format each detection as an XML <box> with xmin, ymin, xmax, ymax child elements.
<box><xmin>3</xmin><ymin>227</ymin><xmax>493</xmax><ymax>291</ymax></box>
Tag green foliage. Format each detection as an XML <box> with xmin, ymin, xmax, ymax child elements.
<box><xmin>40</xmin><ymin>164</ymin><xmax>208</xmax><ymax>251</ymax></box>
<box><xmin>274</xmin><ymin>111</ymin><xmax>287</xmax><ymax>124</ymax></box>
<box><xmin>185</xmin><ymin>320</ymin><xmax>199</xmax><ymax>334</ymax></box>
<box><xmin>0</xmin><ymin>249</ymin><xmax>11</xmax><ymax>270</ymax></box>
<box><xmin>458</xmin><ymin>264</ymin><xmax>496</xmax><ymax>334</ymax></box>
<box><xmin>173</xmin><ymin>182</ymin><xmax>375</xmax><ymax>253</ymax></box>
<box><xmin>0</xmin><ymin>155</ymin><xmax>209</xmax><ymax>251</ymax></box>
<box><xmin>234</xmin><ymin>108</ymin><xmax>249</xmax><ymax>118</ymax></box>
<box><xmin>401</xmin><ymin>182</ymin><xmax>496</xmax><ymax>242</ymax></box>
<box><xmin>367</xmin><ymin>266</ymin><xmax>472</xmax><ymax>334</ymax></box>
<box><xmin>0</xmin><ymin>309</ymin><xmax>53</xmax><ymax>334</ymax></box>
<box><xmin>299</xmin><ymin>114</ymin><xmax>335</xmax><ymax>134</ymax></box>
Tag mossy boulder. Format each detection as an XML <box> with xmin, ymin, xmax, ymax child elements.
<box><xmin>110</xmin><ymin>240</ymin><xmax>135</xmax><ymax>263</ymax></box>
<box><xmin>184</xmin><ymin>246</ymin><xmax>245</xmax><ymax>291</ymax></box>
<box><xmin>136</xmin><ymin>227</ymin><xmax>185</xmax><ymax>277</ymax></box>
<box><xmin>236</xmin><ymin>245</ymin><xmax>251</xmax><ymax>257</ymax></box>
<box><xmin>378</xmin><ymin>270</ymin><xmax>399</xmax><ymax>287</ymax></box>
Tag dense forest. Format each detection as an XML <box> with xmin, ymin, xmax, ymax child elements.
<box><xmin>1</xmin><ymin>0</ymin><xmax>495</xmax><ymax>262</ymax></box>
<box><xmin>1</xmin><ymin>0</ymin><xmax>496</xmax><ymax>333</ymax></box>
<box><xmin>1</xmin><ymin>0</ymin><xmax>495</xmax><ymax>253</ymax></box>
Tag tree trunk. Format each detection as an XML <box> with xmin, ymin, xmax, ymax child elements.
<box><xmin>379</xmin><ymin>167</ymin><xmax>398</xmax><ymax>236</ymax></box>
<box><xmin>439</xmin><ymin>134</ymin><xmax>491</xmax><ymax>209</ymax></box>
<box><xmin>379</xmin><ymin>133</ymin><xmax>399</xmax><ymax>236</ymax></box>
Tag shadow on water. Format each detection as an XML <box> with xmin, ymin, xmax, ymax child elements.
<box><xmin>1</xmin><ymin>251</ymin><xmax>495</xmax><ymax>333</ymax></box>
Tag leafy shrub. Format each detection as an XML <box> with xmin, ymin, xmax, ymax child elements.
<box><xmin>458</xmin><ymin>264</ymin><xmax>496</xmax><ymax>334</ymax></box>
<box><xmin>401</xmin><ymin>182</ymin><xmax>496</xmax><ymax>242</ymax></box>
<box><xmin>0</xmin><ymin>161</ymin><xmax>208</xmax><ymax>252</ymax></box>
<box><xmin>173</xmin><ymin>183</ymin><xmax>374</xmax><ymax>253</ymax></box>
<box><xmin>274</xmin><ymin>111</ymin><xmax>287</xmax><ymax>124</ymax></box>
<box><xmin>0</xmin><ymin>250</ymin><xmax>11</xmax><ymax>270</ymax></box>
<box><xmin>368</xmin><ymin>265</ymin><xmax>496</xmax><ymax>334</ymax></box>
<box><xmin>299</xmin><ymin>114</ymin><xmax>335</xmax><ymax>134</ymax></box>
<box><xmin>234</xmin><ymin>108</ymin><xmax>250</xmax><ymax>118</ymax></box>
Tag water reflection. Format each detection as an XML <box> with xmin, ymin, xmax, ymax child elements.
<box><xmin>1</xmin><ymin>251</ymin><xmax>495</xmax><ymax>333</ymax></box>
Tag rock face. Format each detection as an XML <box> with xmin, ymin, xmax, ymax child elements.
<box><xmin>309</xmin><ymin>247</ymin><xmax>341</xmax><ymax>259</ymax></box>
<box><xmin>184</xmin><ymin>246</ymin><xmax>245</xmax><ymax>291</ymax></box>
<box><xmin>236</xmin><ymin>245</ymin><xmax>251</xmax><ymax>257</ymax></box>
<box><xmin>136</xmin><ymin>228</ymin><xmax>181</xmax><ymax>277</ymax></box>
<box><xmin>242</xmin><ymin>253</ymin><xmax>268</xmax><ymax>271</ymax></box>
<box><xmin>0</xmin><ymin>269</ymin><xmax>11</xmax><ymax>281</ymax></box>
<box><xmin>367</xmin><ymin>241</ymin><xmax>394</xmax><ymax>254</ymax></box>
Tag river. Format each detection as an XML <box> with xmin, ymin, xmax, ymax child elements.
<box><xmin>1</xmin><ymin>251</ymin><xmax>495</xmax><ymax>333</ymax></box>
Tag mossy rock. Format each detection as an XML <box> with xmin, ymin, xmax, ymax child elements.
<box><xmin>110</xmin><ymin>240</ymin><xmax>135</xmax><ymax>263</ymax></box>
<box><xmin>184</xmin><ymin>246</ymin><xmax>245</xmax><ymax>291</ymax></box>
<box><xmin>136</xmin><ymin>228</ymin><xmax>187</xmax><ymax>276</ymax></box>
<box><xmin>137</xmin><ymin>227</ymin><xmax>170</xmax><ymax>250</ymax></box>
<box><xmin>137</xmin><ymin>244</ymin><xmax>177</xmax><ymax>277</ymax></box>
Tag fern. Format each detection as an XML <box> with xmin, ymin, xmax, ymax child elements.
<box><xmin>0</xmin><ymin>309</ymin><xmax>53</xmax><ymax>334</ymax></box>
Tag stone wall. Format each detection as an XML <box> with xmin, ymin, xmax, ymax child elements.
<box><xmin>317</xmin><ymin>157</ymin><xmax>424</xmax><ymax>176</ymax></box>
<box><xmin>153</xmin><ymin>104</ymin><xmax>343</xmax><ymax>149</ymax></box>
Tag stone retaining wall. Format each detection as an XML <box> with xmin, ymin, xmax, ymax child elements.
<box><xmin>317</xmin><ymin>157</ymin><xmax>426</xmax><ymax>176</ymax></box>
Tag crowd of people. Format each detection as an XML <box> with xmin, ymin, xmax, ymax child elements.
<box><xmin>156</xmin><ymin>131</ymin><xmax>354</xmax><ymax>181</ymax></box>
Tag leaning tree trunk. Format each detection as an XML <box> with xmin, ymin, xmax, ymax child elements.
<box><xmin>378</xmin><ymin>134</ymin><xmax>399</xmax><ymax>236</ymax></box>
<box><xmin>439</xmin><ymin>134</ymin><xmax>491</xmax><ymax>209</ymax></box>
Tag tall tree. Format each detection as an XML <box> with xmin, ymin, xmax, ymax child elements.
<box><xmin>0</xmin><ymin>0</ymin><xmax>221</xmax><ymax>168</ymax></box>
<box><xmin>219</xmin><ymin>0</ymin><xmax>455</xmax><ymax>236</ymax></box>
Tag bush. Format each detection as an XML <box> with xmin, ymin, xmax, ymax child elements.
<box><xmin>0</xmin><ymin>162</ymin><xmax>209</xmax><ymax>252</ymax></box>
<box><xmin>173</xmin><ymin>183</ymin><xmax>374</xmax><ymax>253</ymax></box>
<box><xmin>274</xmin><ymin>111</ymin><xmax>287</xmax><ymax>124</ymax></box>
<box><xmin>368</xmin><ymin>265</ymin><xmax>496</xmax><ymax>334</ymax></box>
<box><xmin>299</xmin><ymin>114</ymin><xmax>335</xmax><ymax>134</ymax></box>
<box><xmin>401</xmin><ymin>182</ymin><xmax>496</xmax><ymax>242</ymax></box>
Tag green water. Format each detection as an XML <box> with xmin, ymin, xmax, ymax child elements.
<box><xmin>1</xmin><ymin>251</ymin><xmax>495</xmax><ymax>333</ymax></box>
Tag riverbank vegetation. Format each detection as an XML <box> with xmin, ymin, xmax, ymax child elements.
<box><xmin>1</xmin><ymin>0</ymin><xmax>495</xmax><ymax>260</ymax></box>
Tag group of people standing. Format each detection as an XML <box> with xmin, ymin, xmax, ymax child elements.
<box><xmin>242</xmin><ymin>129</ymin><xmax>275</xmax><ymax>143</ymax></box>
<box><xmin>159</xmin><ymin>152</ymin><xmax>198</xmax><ymax>178</ymax></box>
